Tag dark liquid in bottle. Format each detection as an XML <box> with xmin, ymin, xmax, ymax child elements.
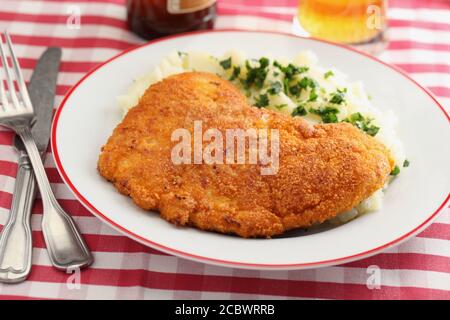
<box><xmin>127</xmin><ymin>0</ymin><xmax>217</xmax><ymax>40</ymax></box>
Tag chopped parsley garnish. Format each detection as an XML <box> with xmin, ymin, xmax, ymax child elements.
<box><xmin>283</xmin><ymin>78</ymin><xmax>291</xmax><ymax>94</ymax></box>
<box><xmin>177</xmin><ymin>51</ymin><xmax>187</xmax><ymax>57</ymax></box>
<box><xmin>343</xmin><ymin>112</ymin><xmax>380</xmax><ymax>137</ymax></box>
<box><xmin>403</xmin><ymin>159</ymin><xmax>410</xmax><ymax>167</ymax></box>
<box><xmin>299</xmin><ymin>77</ymin><xmax>317</xmax><ymax>89</ymax></box>
<box><xmin>273</xmin><ymin>61</ymin><xmax>309</xmax><ymax>94</ymax></box>
<box><xmin>274</xmin><ymin>104</ymin><xmax>287</xmax><ymax>110</ymax></box>
<box><xmin>242</xmin><ymin>58</ymin><xmax>270</xmax><ymax>89</ymax></box>
<box><xmin>308</xmin><ymin>89</ymin><xmax>318</xmax><ymax>102</ymax></box>
<box><xmin>324</xmin><ymin>70</ymin><xmax>334</xmax><ymax>79</ymax></box>
<box><xmin>289</xmin><ymin>77</ymin><xmax>316</xmax><ymax>97</ymax></box>
<box><xmin>329</xmin><ymin>88</ymin><xmax>346</xmax><ymax>105</ymax></box>
<box><xmin>390</xmin><ymin>165</ymin><xmax>400</xmax><ymax>176</ymax></box>
<box><xmin>229</xmin><ymin>66</ymin><xmax>241</xmax><ymax>81</ymax></box>
<box><xmin>219</xmin><ymin>57</ymin><xmax>232</xmax><ymax>69</ymax></box>
<box><xmin>309</xmin><ymin>106</ymin><xmax>340</xmax><ymax>123</ymax></box>
<box><xmin>273</xmin><ymin>71</ymin><xmax>280</xmax><ymax>77</ymax></box>
<box><xmin>347</xmin><ymin>113</ymin><xmax>364</xmax><ymax>122</ymax></box>
<box><xmin>288</xmin><ymin>83</ymin><xmax>300</xmax><ymax>96</ymax></box>
<box><xmin>254</xmin><ymin>94</ymin><xmax>269</xmax><ymax>108</ymax></box>
<box><xmin>365</xmin><ymin>125</ymin><xmax>380</xmax><ymax>137</ymax></box>
<box><xmin>273</xmin><ymin>61</ymin><xmax>309</xmax><ymax>79</ymax></box>
<box><xmin>267</xmin><ymin>81</ymin><xmax>283</xmax><ymax>95</ymax></box>
<box><xmin>291</xmin><ymin>105</ymin><xmax>307</xmax><ymax>117</ymax></box>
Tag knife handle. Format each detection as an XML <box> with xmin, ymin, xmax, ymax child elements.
<box><xmin>18</xmin><ymin>127</ymin><xmax>93</xmax><ymax>271</ymax></box>
<box><xmin>0</xmin><ymin>151</ymin><xmax>35</xmax><ymax>283</ymax></box>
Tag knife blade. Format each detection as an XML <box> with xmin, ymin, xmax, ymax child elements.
<box><xmin>15</xmin><ymin>47</ymin><xmax>61</xmax><ymax>152</ymax></box>
<box><xmin>0</xmin><ymin>48</ymin><xmax>61</xmax><ymax>283</ymax></box>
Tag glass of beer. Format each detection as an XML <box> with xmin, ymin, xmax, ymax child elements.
<box><xmin>297</xmin><ymin>0</ymin><xmax>387</xmax><ymax>54</ymax></box>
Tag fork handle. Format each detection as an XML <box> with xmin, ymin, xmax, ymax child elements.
<box><xmin>17</xmin><ymin>126</ymin><xmax>93</xmax><ymax>271</ymax></box>
<box><xmin>0</xmin><ymin>151</ymin><xmax>34</xmax><ymax>283</ymax></box>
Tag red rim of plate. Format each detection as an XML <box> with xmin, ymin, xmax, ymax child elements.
<box><xmin>51</xmin><ymin>29</ymin><xmax>450</xmax><ymax>270</ymax></box>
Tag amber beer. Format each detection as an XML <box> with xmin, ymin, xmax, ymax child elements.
<box><xmin>127</xmin><ymin>0</ymin><xmax>217</xmax><ymax>40</ymax></box>
<box><xmin>298</xmin><ymin>0</ymin><xmax>387</xmax><ymax>44</ymax></box>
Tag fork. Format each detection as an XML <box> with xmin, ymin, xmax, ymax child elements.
<box><xmin>0</xmin><ymin>31</ymin><xmax>93</xmax><ymax>271</ymax></box>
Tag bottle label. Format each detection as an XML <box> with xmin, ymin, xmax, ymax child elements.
<box><xmin>167</xmin><ymin>0</ymin><xmax>216</xmax><ymax>14</ymax></box>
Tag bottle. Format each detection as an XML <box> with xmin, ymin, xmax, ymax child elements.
<box><xmin>127</xmin><ymin>0</ymin><xmax>217</xmax><ymax>40</ymax></box>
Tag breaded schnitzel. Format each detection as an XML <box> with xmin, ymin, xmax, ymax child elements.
<box><xmin>98</xmin><ymin>72</ymin><xmax>393</xmax><ymax>238</ymax></box>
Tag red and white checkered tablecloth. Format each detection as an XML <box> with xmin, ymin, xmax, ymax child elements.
<box><xmin>0</xmin><ymin>0</ymin><xmax>448</xmax><ymax>300</ymax></box>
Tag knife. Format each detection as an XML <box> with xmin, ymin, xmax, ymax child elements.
<box><xmin>0</xmin><ymin>48</ymin><xmax>68</xmax><ymax>282</ymax></box>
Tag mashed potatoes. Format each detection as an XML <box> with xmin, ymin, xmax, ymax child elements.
<box><xmin>117</xmin><ymin>50</ymin><xmax>405</xmax><ymax>223</ymax></box>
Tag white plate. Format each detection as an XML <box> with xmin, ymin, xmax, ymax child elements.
<box><xmin>51</xmin><ymin>30</ymin><xmax>450</xmax><ymax>270</ymax></box>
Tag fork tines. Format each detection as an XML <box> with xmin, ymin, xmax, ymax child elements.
<box><xmin>0</xmin><ymin>31</ymin><xmax>33</xmax><ymax>114</ymax></box>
